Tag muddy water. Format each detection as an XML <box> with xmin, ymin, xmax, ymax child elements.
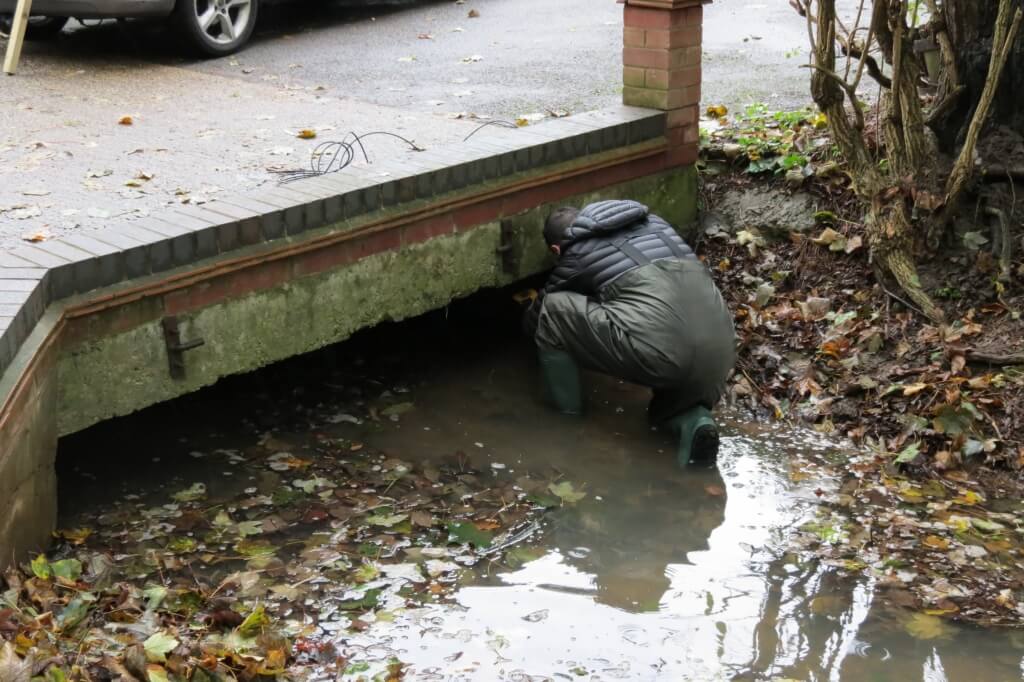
<box><xmin>58</xmin><ymin>292</ymin><xmax>1024</xmax><ymax>681</ymax></box>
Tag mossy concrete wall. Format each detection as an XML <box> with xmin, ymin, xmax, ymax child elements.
<box><xmin>57</xmin><ymin>166</ymin><xmax>697</xmax><ymax>436</ymax></box>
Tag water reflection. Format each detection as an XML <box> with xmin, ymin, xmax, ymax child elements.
<box><xmin>56</xmin><ymin>293</ymin><xmax>1024</xmax><ymax>681</ymax></box>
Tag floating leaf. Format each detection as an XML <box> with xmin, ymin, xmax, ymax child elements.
<box><xmin>171</xmin><ymin>483</ymin><xmax>207</xmax><ymax>502</ymax></box>
<box><xmin>353</xmin><ymin>562</ymin><xmax>380</xmax><ymax>583</ymax></box>
<box><xmin>54</xmin><ymin>528</ymin><xmax>92</xmax><ymax>545</ymax></box>
<box><xmin>167</xmin><ymin>537</ymin><xmax>197</xmax><ymax>553</ymax></box>
<box><xmin>337</xmin><ymin>588</ymin><xmax>381</xmax><ymax>611</ymax></box>
<box><xmin>447</xmin><ymin>521</ymin><xmax>493</xmax><ymax>548</ymax></box>
<box><xmin>237</xmin><ymin>605</ymin><xmax>269</xmax><ymax>637</ymax></box>
<box><xmin>366</xmin><ymin>512</ymin><xmax>408</xmax><ymax>527</ymax></box>
<box><xmin>411</xmin><ymin>510</ymin><xmax>434</xmax><ymax>527</ymax></box>
<box><xmin>527</xmin><ymin>492</ymin><xmax>561</xmax><ymax>508</ymax></box>
<box><xmin>381</xmin><ymin>402</ymin><xmax>415</xmax><ymax>417</ymax></box>
<box><xmin>904</xmin><ymin>613</ymin><xmax>953</xmax><ymax>640</ymax></box>
<box><xmin>504</xmin><ymin>546</ymin><xmax>544</xmax><ymax>569</ymax></box>
<box><xmin>548</xmin><ymin>481</ymin><xmax>587</xmax><ymax>504</ymax></box>
<box><xmin>235</xmin><ymin>539</ymin><xmax>277</xmax><ymax>558</ymax></box>
<box><xmin>235</xmin><ymin>520</ymin><xmax>264</xmax><ymax>537</ymax></box>
<box><xmin>143</xmin><ymin>632</ymin><xmax>179</xmax><ymax>663</ymax></box>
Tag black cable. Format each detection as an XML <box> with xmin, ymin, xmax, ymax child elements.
<box><xmin>463</xmin><ymin>120</ymin><xmax>518</xmax><ymax>141</ymax></box>
<box><xmin>273</xmin><ymin>131</ymin><xmax>425</xmax><ymax>184</ymax></box>
<box><xmin>274</xmin><ymin>123</ymin><xmax>520</xmax><ymax>184</ymax></box>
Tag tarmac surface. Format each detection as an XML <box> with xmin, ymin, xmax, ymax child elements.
<box><xmin>0</xmin><ymin>0</ymin><xmax>859</xmax><ymax>246</ymax></box>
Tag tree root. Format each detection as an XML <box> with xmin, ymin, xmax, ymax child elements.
<box><xmin>878</xmin><ymin>247</ymin><xmax>946</xmax><ymax>323</ymax></box>
<box><xmin>967</xmin><ymin>349</ymin><xmax>1024</xmax><ymax>366</ymax></box>
<box><xmin>984</xmin><ymin>206</ymin><xmax>1013</xmax><ymax>282</ymax></box>
<box><xmin>982</xmin><ymin>166</ymin><xmax>1024</xmax><ymax>183</ymax></box>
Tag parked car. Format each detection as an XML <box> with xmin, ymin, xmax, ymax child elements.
<box><xmin>1</xmin><ymin>0</ymin><xmax>260</xmax><ymax>57</ymax></box>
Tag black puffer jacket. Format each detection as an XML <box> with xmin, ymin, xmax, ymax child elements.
<box><xmin>544</xmin><ymin>200</ymin><xmax>696</xmax><ymax>296</ymax></box>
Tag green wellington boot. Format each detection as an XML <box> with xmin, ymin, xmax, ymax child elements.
<box><xmin>666</xmin><ymin>406</ymin><xmax>719</xmax><ymax>467</ymax></box>
<box><xmin>539</xmin><ymin>349</ymin><xmax>583</xmax><ymax>415</ymax></box>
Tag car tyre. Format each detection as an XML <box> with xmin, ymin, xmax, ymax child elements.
<box><xmin>172</xmin><ymin>0</ymin><xmax>257</xmax><ymax>57</ymax></box>
<box><xmin>0</xmin><ymin>14</ymin><xmax>69</xmax><ymax>39</ymax></box>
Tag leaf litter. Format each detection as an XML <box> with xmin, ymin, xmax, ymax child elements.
<box><xmin>701</xmin><ymin>104</ymin><xmax>1024</xmax><ymax>629</ymax></box>
<box><xmin>0</xmin><ymin>424</ymin><xmax>580</xmax><ymax>679</ymax></box>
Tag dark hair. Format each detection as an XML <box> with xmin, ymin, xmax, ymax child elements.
<box><xmin>543</xmin><ymin>206</ymin><xmax>579</xmax><ymax>247</ymax></box>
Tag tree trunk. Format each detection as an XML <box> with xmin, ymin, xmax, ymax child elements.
<box><xmin>931</xmin><ymin>0</ymin><xmax>1024</xmax><ymax>151</ymax></box>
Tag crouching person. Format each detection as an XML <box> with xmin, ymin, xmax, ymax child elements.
<box><xmin>524</xmin><ymin>200</ymin><xmax>735</xmax><ymax>466</ymax></box>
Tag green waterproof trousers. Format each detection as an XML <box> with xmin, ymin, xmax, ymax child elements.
<box><xmin>534</xmin><ymin>258</ymin><xmax>735</xmax><ymax>423</ymax></box>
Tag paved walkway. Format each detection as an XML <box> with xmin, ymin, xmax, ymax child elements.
<box><xmin>0</xmin><ymin>0</ymin><xmax>859</xmax><ymax>247</ymax></box>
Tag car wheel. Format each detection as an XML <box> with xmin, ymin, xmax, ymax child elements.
<box><xmin>0</xmin><ymin>14</ymin><xmax>69</xmax><ymax>39</ymax></box>
<box><xmin>172</xmin><ymin>0</ymin><xmax>257</xmax><ymax>57</ymax></box>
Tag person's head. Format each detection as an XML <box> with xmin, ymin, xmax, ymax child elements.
<box><xmin>543</xmin><ymin>206</ymin><xmax>579</xmax><ymax>255</ymax></box>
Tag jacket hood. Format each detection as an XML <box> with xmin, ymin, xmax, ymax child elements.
<box><xmin>562</xmin><ymin>200</ymin><xmax>649</xmax><ymax>245</ymax></box>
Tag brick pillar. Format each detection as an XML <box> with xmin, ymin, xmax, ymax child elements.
<box><xmin>622</xmin><ymin>0</ymin><xmax>706</xmax><ymax>166</ymax></box>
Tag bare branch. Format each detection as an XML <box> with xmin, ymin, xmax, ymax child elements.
<box><xmin>800</xmin><ymin>63</ymin><xmax>866</xmax><ymax>130</ymax></box>
<box><xmin>945</xmin><ymin>0</ymin><xmax>1024</xmax><ymax>208</ymax></box>
<box><xmin>843</xmin><ymin>0</ymin><xmax>868</xmax><ymax>80</ymax></box>
<box><xmin>925</xmin><ymin>84</ymin><xmax>964</xmax><ymax>126</ymax></box>
<box><xmin>841</xmin><ymin>39</ymin><xmax>892</xmax><ymax>89</ymax></box>
<box><xmin>923</xmin><ymin>0</ymin><xmax>960</xmax><ymax>88</ymax></box>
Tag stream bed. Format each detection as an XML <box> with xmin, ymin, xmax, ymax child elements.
<box><xmin>54</xmin><ymin>292</ymin><xmax>1024</xmax><ymax>681</ymax></box>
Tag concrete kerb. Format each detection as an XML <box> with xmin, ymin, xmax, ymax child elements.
<box><xmin>0</xmin><ymin>105</ymin><xmax>699</xmax><ymax>563</ymax></box>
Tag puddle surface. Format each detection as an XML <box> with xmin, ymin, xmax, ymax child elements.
<box><xmin>58</xmin><ymin>296</ymin><xmax>1024</xmax><ymax>680</ymax></box>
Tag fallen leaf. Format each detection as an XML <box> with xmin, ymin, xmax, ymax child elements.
<box><xmin>411</xmin><ymin>510</ymin><xmax>434</xmax><ymax>527</ymax></box>
<box><xmin>468</xmin><ymin>8</ymin><xmax>480</xmax><ymax>17</ymax></box>
<box><xmin>447</xmin><ymin>521</ymin><xmax>492</xmax><ymax>548</ymax></box>
<box><xmin>894</xmin><ymin>442</ymin><xmax>921</xmax><ymax>464</ymax></box>
<box><xmin>548</xmin><ymin>481</ymin><xmax>586</xmax><ymax>504</ymax></box>
<box><xmin>30</xmin><ymin>554</ymin><xmax>50</xmax><ymax>580</ymax></box>
<box><xmin>902</xmin><ymin>383</ymin><xmax>929</xmax><ymax>397</ymax></box>
<box><xmin>0</xmin><ymin>642</ymin><xmax>31</xmax><ymax>682</ymax></box>
<box><xmin>297</xmin><ymin>129</ymin><xmax>317</xmax><ymax>139</ymax></box>
<box><xmin>119</xmin><ymin>116</ymin><xmax>133</xmax><ymax>126</ymax></box>
<box><xmin>706</xmin><ymin>104</ymin><xmax>729</xmax><ymax>118</ymax></box>
<box><xmin>237</xmin><ymin>605</ymin><xmax>269</xmax><ymax>637</ymax></box>
<box><xmin>904</xmin><ymin>613</ymin><xmax>953</xmax><ymax>640</ymax></box>
<box><xmin>143</xmin><ymin>632</ymin><xmax>179</xmax><ymax>663</ymax></box>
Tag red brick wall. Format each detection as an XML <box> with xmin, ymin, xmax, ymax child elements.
<box><xmin>622</xmin><ymin>0</ymin><xmax>706</xmax><ymax>168</ymax></box>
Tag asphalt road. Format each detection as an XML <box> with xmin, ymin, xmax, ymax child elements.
<box><xmin>0</xmin><ymin>0</ymin><xmax>857</xmax><ymax>247</ymax></box>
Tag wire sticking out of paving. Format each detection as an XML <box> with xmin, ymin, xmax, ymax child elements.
<box><xmin>273</xmin><ymin>120</ymin><xmax>519</xmax><ymax>185</ymax></box>
<box><xmin>273</xmin><ymin>131</ymin><xmax>423</xmax><ymax>184</ymax></box>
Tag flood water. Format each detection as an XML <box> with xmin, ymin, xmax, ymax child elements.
<box><xmin>58</xmin><ymin>289</ymin><xmax>1024</xmax><ymax>681</ymax></box>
